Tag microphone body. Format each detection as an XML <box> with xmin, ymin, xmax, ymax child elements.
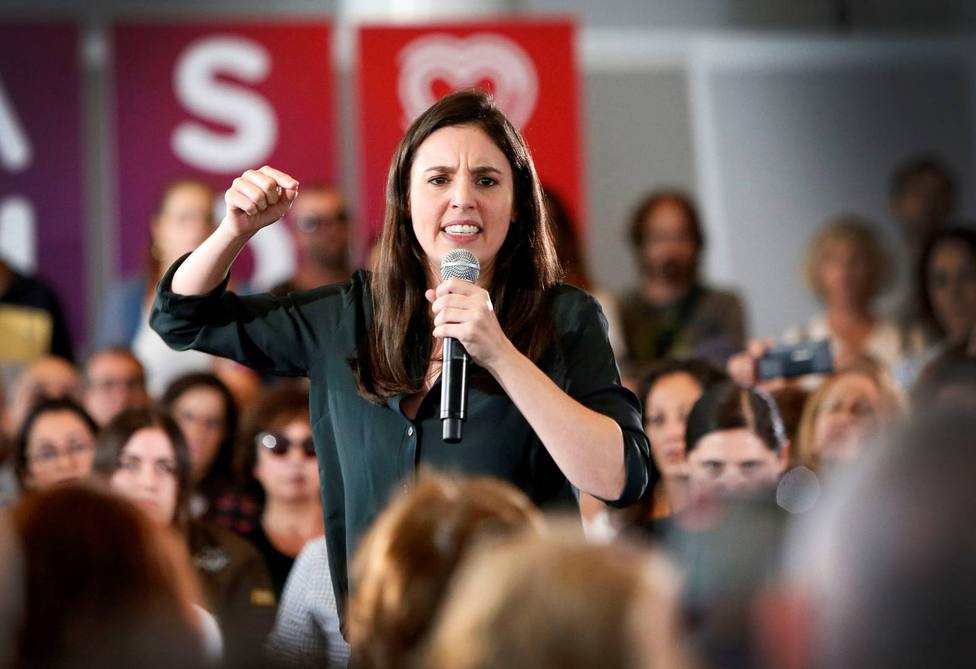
<box><xmin>439</xmin><ymin>249</ymin><xmax>480</xmax><ymax>443</ymax></box>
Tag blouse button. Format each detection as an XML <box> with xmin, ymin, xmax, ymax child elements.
<box><xmin>407</xmin><ymin>426</ymin><xmax>415</xmax><ymax>437</ymax></box>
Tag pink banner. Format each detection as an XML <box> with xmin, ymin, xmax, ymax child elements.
<box><xmin>357</xmin><ymin>19</ymin><xmax>584</xmax><ymax>243</ymax></box>
<box><xmin>112</xmin><ymin>20</ymin><xmax>335</xmax><ymax>281</ymax></box>
<box><xmin>0</xmin><ymin>22</ymin><xmax>85</xmax><ymax>346</ymax></box>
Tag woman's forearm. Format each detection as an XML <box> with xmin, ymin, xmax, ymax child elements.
<box><xmin>170</xmin><ymin>222</ymin><xmax>253</xmax><ymax>296</ymax></box>
<box><xmin>486</xmin><ymin>343</ymin><xmax>627</xmax><ymax>501</ymax></box>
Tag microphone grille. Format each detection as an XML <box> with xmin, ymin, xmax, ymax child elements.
<box><xmin>440</xmin><ymin>249</ymin><xmax>481</xmax><ymax>283</ymax></box>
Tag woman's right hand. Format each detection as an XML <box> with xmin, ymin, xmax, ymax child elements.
<box><xmin>221</xmin><ymin>166</ymin><xmax>300</xmax><ymax>238</ymax></box>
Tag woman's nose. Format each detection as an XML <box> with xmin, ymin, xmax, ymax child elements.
<box><xmin>450</xmin><ymin>178</ymin><xmax>474</xmax><ymax>209</ymax></box>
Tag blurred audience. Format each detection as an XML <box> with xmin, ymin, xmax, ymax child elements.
<box><xmin>0</xmin><ymin>257</ymin><xmax>74</xmax><ymax>379</ymax></box>
<box><xmin>14</xmin><ymin>398</ymin><xmax>97</xmax><ymax>496</ymax></box>
<box><xmin>911</xmin><ymin>338</ymin><xmax>976</xmax><ymax>409</ymax></box>
<box><xmin>634</xmin><ymin>358</ymin><xmax>727</xmax><ymax>526</ymax></box>
<box><xmin>545</xmin><ymin>186</ymin><xmax>626</xmax><ymax>358</ymax></box>
<box><xmin>774</xmin><ymin>406</ymin><xmax>976</xmax><ymax>669</ymax></box>
<box><xmin>271</xmin><ymin>184</ymin><xmax>352</xmax><ymax>294</ymax></box>
<box><xmin>95</xmin><ymin>407</ymin><xmax>277</xmax><ymax>668</ymax></box>
<box><xmin>95</xmin><ymin>178</ymin><xmax>217</xmax><ymax>396</ymax></box>
<box><xmin>787</xmin><ymin>214</ymin><xmax>901</xmax><ymax>371</ymax></box>
<box><xmin>267</xmin><ymin>535</ymin><xmax>350</xmax><ymax>669</ymax></box>
<box><xmin>793</xmin><ymin>363</ymin><xmax>902</xmax><ymax>473</ymax></box>
<box><xmin>423</xmin><ymin>528</ymin><xmax>693</xmax><ymax>669</ymax></box>
<box><xmin>619</xmin><ymin>189</ymin><xmax>746</xmax><ymax>376</ymax></box>
<box><xmin>161</xmin><ymin>372</ymin><xmax>259</xmax><ymax>529</ymax></box>
<box><xmin>82</xmin><ymin>346</ymin><xmax>150</xmax><ymax>426</ymax></box>
<box><xmin>348</xmin><ymin>473</ymin><xmax>544</xmax><ymax>669</ymax></box>
<box><xmin>236</xmin><ymin>380</ymin><xmax>323</xmax><ymax>598</ymax></box>
<box><xmin>3</xmin><ymin>354</ymin><xmax>80</xmax><ymax>436</ymax></box>
<box><xmin>896</xmin><ymin>226</ymin><xmax>976</xmax><ymax>386</ymax></box>
<box><xmin>9</xmin><ymin>484</ymin><xmax>212</xmax><ymax>668</ymax></box>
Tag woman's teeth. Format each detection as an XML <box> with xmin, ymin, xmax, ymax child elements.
<box><xmin>444</xmin><ymin>224</ymin><xmax>479</xmax><ymax>235</ymax></box>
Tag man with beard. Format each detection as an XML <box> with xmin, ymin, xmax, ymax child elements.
<box><xmin>618</xmin><ymin>190</ymin><xmax>746</xmax><ymax>374</ymax></box>
<box><xmin>271</xmin><ymin>185</ymin><xmax>352</xmax><ymax>294</ymax></box>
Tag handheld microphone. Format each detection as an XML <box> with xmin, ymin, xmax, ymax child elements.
<box><xmin>439</xmin><ymin>249</ymin><xmax>480</xmax><ymax>443</ymax></box>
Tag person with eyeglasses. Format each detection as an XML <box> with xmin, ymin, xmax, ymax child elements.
<box><xmin>271</xmin><ymin>184</ymin><xmax>353</xmax><ymax>295</ymax></box>
<box><xmin>14</xmin><ymin>397</ymin><xmax>97</xmax><ymax>496</ymax></box>
<box><xmin>235</xmin><ymin>380</ymin><xmax>323</xmax><ymax>599</ymax></box>
<box><xmin>95</xmin><ymin>407</ymin><xmax>278</xmax><ymax>668</ymax></box>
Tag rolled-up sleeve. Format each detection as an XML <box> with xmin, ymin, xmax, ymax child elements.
<box><xmin>557</xmin><ymin>289</ymin><xmax>652</xmax><ymax>507</ymax></box>
<box><xmin>150</xmin><ymin>254</ymin><xmax>344</xmax><ymax>377</ymax></box>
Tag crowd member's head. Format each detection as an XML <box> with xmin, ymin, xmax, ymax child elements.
<box><xmin>804</xmin><ymin>214</ymin><xmax>890</xmax><ymax>314</ymax></box>
<box><xmin>544</xmin><ymin>185</ymin><xmax>591</xmax><ymax>291</ymax></box>
<box><xmin>776</xmin><ymin>406</ymin><xmax>976</xmax><ymax>669</ymax></box>
<box><xmin>628</xmin><ymin>189</ymin><xmax>703</xmax><ymax>292</ymax></box>
<box><xmin>10</xmin><ymin>484</ymin><xmax>206</xmax><ymax>668</ymax></box>
<box><xmin>237</xmin><ymin>380</ymin><xmax>318</xmax><ymax>507</ymax></box>
<box><xmin>637</xmin><ymin>357</ymin><xmax>726</xmax><ymax>482</ymax></box>
<box><xmin>4</xmin><ymin>355</ymin><xmax>81</xmax><ymax>435</ymax></box>
<box><xmin>685</xmin><ymin>382</ymin><xmax>789</xmax><ymax>500</ymax></box>
<box><xmin>360</xmin><ymin>88</ymin><xmax>560</xmax><ymax>400</ymax></box>
<box><xmin>94</xmin><ymin>407</ymin><xmax>192</xmax><ymax>530</ymax></box>
<box><xmin>888</xmin><ymin>153</ymin><xmax>955</xmax><ymax>241</ymax></box>
<box><xmin>15</xmin><ymin>398</ymin><xmax>98</xmax><ymax>493</ymax></box>
<box><xmin>82</xmin><ymin>346</ymin><xmax>149</xmax><ymax>426</ymax></box>
<box><xmin>915</xmin><ymin>226</ymin><xmax>976</xmax><ymax>346</ymax></box>
<box><xmin>424</xmin><ymin>529</ymin><xmax>691</xmax><ymax>669</ymax></box>
<box><xmin>794</xmin><ymin>364</ymin><xmax>902</xmax><ymax>471</ymax></box>
<box><xmin>912</xmin><ymin>341</ymin><xmax>976</xmax><ymax>409</ymax></box>
<box><xmin>161</xmin><ymin>372</ymin><xmax>238</xmax><ymax>491</ymax></box>
<box><xmin>148</xmin><ymin>178</ymin><xmax>215</xmax><ymax>282</ymax></box>
<box><xmin>286</xmin><ymin>184</ymin><xmax>351</xmax><ymax>286</ymax></box>
<box><xmin>348</xmin><ymin>473</ymin><xmax>544</xmax><ymax>669</ymax></box>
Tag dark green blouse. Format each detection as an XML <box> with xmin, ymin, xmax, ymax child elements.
<box><xmin>151</xmin><ymin>258</ymin><xmax>650</xmax><ymax>619</ymax></box>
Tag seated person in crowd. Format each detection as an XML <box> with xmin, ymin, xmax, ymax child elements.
<box><xmin>95</xmin><ymin>407</ymin><xmax>277</xmax><ymax>668</ymax></box>
<box><xmin>424</xmin><ymin>529</ymin><xmax>692</xmax><ymax>669</ymax></box>
<box><xmin>236</xmin><ymin>380</ymin><xmax>323</xmax><ymax>598</ymax></box>
<box><xmin>896</xmin><ymin>226</ymin><xmax>976</xmax><ymax>386</ymax></box>
<box><xmin>618</xmin><ymin>189</ymin><xmax>746</xmax><ymax>376</ymax></box>
<box><xmin>793</xmin><ymin>362</ymin><xmax>903</xmax><ymax>475</ymax></box>
<box><xmin>0</xmin><ymin>257</ymin><xmax>74</xmax><ymax>378</ymax></box>
<box><xmin>9</xmin><ymin>484</ymin><xmax>213</xmax><ymax>668</ymax></box>
<box><xmin>347</xmin><ymin>473</ymin><xmax>544</xmax><ymax>669</ymax></box>
<box><xmin>3</xmin><ymin>354</ymin><xmax>80</xmax><ymax>436</ymax></box>
<box><xmin>14</xmin><ymin>398</ymin><xmax>97</xmax><ymax>497</ymax></box>
<box><xmin>787</xmin><ymin>214</ymin><xmax>902</xmax><ymax>372</ymax></box>
<box><xmin>772</xmin><ymin>406</ymin><xmax>976</xmax><ymax>669</ymax></box>
<box><xmin>94</xmin><ymin>178</ymin><xmax>218</xmax><ymax>396</ymax></box>
<box><xmin>271</xmin><ymin>184</ymin><xmax>353</xmax><ymax>295</ymax></box>
<box><xmin>82</xmin><ymin>346</ymin><xmax>150</xmax><ymax>426</ymax></box>
<box><xmin>544</xmin><ymin>186</ymin><xmax>626</xmax><ymax>358</ymax></box>
<box><xmin>162</xmin><ymin>372</ymin><xmax>260</xmax><ymax>530</ymax></box>
<box><xmin>912</xmin><ymin>338</ymin><xmax>976</xmax><ymax>410</ymax></box>
<box><xmin>266</xmin><ymin>535</ymin><xmax>349</xmax><ymax>669</ymax></box>
<box><xmin>885</xmin><ymin>154</ymin><xmax>957</xmax><ymax>324</ymax></box>
<box><xmin>684</xmin><ymin>381</ymin><xmax>789</xmax><ymax>508</ymax></box>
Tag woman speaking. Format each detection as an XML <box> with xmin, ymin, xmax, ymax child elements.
<box><xmin>151</xmin><ymin>90</ymin><xmax>650</xmax><ymax>614</ymax></box>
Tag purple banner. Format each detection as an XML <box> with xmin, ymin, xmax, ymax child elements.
<box><xmin>0</xmin><ymin>22</ymin><xmax>85</xmax><ymax>347</ymax></box>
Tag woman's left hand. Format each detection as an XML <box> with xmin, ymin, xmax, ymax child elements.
<box><xmin>426</xmin><ymin>278</ymin><xmax>515</xmax><ymax>372</ymax></box>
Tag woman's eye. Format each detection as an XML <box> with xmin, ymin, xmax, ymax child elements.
<box><xmin>476</xmin><ymin>176</ymin><xmax>497</xmax><ymax>187</ymax></box>
<box><xmin>428</xmin><ymin>176</ymin><xmax>448</xmax><ymax>186</ymax></box>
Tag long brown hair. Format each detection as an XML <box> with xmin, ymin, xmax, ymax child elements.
<box><xmin>12</xmin><ymin>484</ymin><xmax>206</xmax><ymax>668</ymax></box>
<box><xmin>355</xmin><ymin>89</ymin><xmax>562</xmax><ymax>401</ymax></box>
<box><xmin>347</xmin><ymin>472</ymin><xmax>544</xmax><ymax>669</ymax></box>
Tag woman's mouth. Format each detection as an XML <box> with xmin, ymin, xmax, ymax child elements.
<box><xmin>441</xmin><ymin>222</ymin><xmax>481</xmax><ymax>241</ymax></box>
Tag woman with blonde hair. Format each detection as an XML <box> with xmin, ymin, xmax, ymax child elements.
<box><xmin>793</xmin><ymin>362</ymin><xmax>903</xmax><ymax>472</ymax></box>
<box><xmin>348</xmin><ymin>472</ymin><xmax>544</xmax><ymax>669</ymax></box>
<box><xmin>786</xmin><ymin>214</ymin><xmax>902</xmax><ymax>372</ymax></box>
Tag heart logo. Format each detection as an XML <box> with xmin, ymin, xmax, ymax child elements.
<box><xmin>397</xmin><ymin>33</ymin><xmax>539</xmax><ymax>130</ymax></box>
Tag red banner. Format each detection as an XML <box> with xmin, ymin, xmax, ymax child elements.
<box><xmin>112</xmin><ymin>20</ymin><xmax>335</xmax><ymax>284</ymax></box>
<box><xmin>357</xmin><ymin>19</ymin><xmax>583</xmax><ymax>244</ymax></box>
<box><xmin>0</xmin><ymin>22</ymin><xmax>85</xmax><ymax>347</ymax></box>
